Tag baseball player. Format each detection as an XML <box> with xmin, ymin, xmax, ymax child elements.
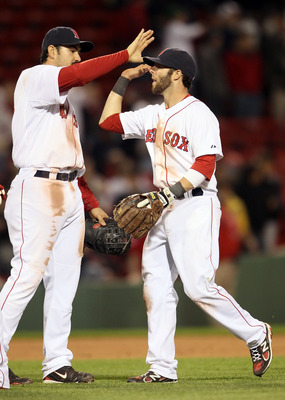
<box><xmin>0</xmin><ymin>26</ymin><xmax>154</xmax><ymax>384</ymax></box>
<box><xmin>99</xmin><ymin>48</ymin><xmax>272</xmax><ymax>382</ymax></box>
<box><xmin>0</xmin><ymin>185</ymin><xmax>9</xmax><ymax>389</ymax></box>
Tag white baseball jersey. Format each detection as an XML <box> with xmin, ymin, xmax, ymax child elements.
<box><xmin>120</xmin><ymin>95</ymin><xmax>223</xmax><ymax>191</ymax></box>
<box><xmin>12</xmin><ymin>65</ymin><xmax>85</xmax><ymax>174</ymax></box>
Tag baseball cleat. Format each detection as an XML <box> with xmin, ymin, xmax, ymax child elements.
<box><xmin>127</xmin><ymin>370</ymin><xmax>177</xmax><ymax>383</ymax></box>
<box><xmin>9</xmin><ymin>368</ymin><xmax>33</xmax><ymax>385</ymax></box>
<box><xmin>250</xmin><ymin>323</ymin><xmax>272</xmax><ymax>377</ymax></box>
<box><xmin>43</xmin><ymin>366</ymin><xmax>94</xmax><ymax>383</ymax></box>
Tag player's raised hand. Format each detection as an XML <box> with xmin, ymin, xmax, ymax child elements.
<box><xmin>122</xmin><ymin>64</ymin><xmax>150</xmax><ymax>81</ymax></box>
<box><xmin>127</xmin><ymin>29</ymin><xmax>154</xmax><ymax>63</ymax></box>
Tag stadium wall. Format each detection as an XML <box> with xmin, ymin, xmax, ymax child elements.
<box><xmin>17</xmin><ymin>253</ymin><xmax>285</xmax><ymax>331</ymax></box>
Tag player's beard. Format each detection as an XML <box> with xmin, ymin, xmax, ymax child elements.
<box><xmin>152</xmin><ymin>70</ymin><xmax>173</xmax><ymax>95</ymax></box>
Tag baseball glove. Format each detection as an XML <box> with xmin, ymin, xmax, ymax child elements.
<box><xmin>84</xmin><ymin>217</ymin><xmax>131</xmax><ymax>255</ymax></box>
<box><xmin>113</xmin><ymin>192</ymin><xmax>165</xmax><ymax>239</ymax></box>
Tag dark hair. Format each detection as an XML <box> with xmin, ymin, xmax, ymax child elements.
<box><xmin>169</xmin><ymin>68</ymin><xmax>192</xmax><ymax>90</ymax></box>
<box><xmin>40</xmin><ymin>45</ymin><xmax>61</xmax><ymax>64</ymax></box>
<box><xmin>182</xmin><ymin>74</ymin><xmax>192</xmax><ymax>90</ymax></box>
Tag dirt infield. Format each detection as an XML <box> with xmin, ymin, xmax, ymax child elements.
<box><xmin>8</xmin><ymin>333</ymin><xmax>285</xmax><ymax>360</ymax></box>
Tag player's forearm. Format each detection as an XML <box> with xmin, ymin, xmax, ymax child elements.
<box><xmin>174</xmin><ymin>155</ymin><xmax>215</xmax><ymax>194</ymax></box>
<box><xmin>99</xmin><ymin>67</ymin><xmax>147</xmax><ymax>124</ymax></box>
<box><xmin>59</xmin><ymin>50</ymin><xmax>129</xmax><ymax>92</ymax></box>
<box><xmin>168</xmin><ymin>173</ymin><xmax>203</xmax><ymax>200</ymax></box>
<box><xmin>99</xmin><ymin>87</ymin><xmax>125</xmax><ymax>124</ymax></box>
<box><xmin>99</xmin><ymin>92</ymin><xmax>123</xmax><ymax>124</ymax></box>
<box><xmin>77</xmin><ymin>176</ymin><xmax>100</xmax><ymax>212</ymax></box>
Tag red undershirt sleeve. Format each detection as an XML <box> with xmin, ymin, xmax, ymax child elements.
<box><xmin>58</xmin><ymin>50</ymin><xmax>129</xmax><ymax>92</ymax></box>
<box><xmin>191</xmin><ymin>155</ymin><xmax>216</xmax><ymax>181</ymax></box>
<box><xmin>99</xmin><ymin>113</ymin><xmax>124</xmax><ymax>134</ymax></box>
<box><xmin>77</xmin><ymin>176</ymin><xmax>100</xmax><ymax>212</ymax></box>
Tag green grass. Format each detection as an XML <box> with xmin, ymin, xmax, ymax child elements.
<box><xmin>7</xmin><ymin>326</ymin><xmax>285</xmax><ymax>399</ymax></box>
<box><xmin>6</xmin><ymin>356</ymin><xmax>285</xmax><ymax>400</ymax></box>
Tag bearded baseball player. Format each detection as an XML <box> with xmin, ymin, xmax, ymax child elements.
<box><xmin>99</xmin><ymin>48</ymin><xmax>272</xmax><ymax>382</ymax></box>
<box><xmin>0</xmin><ymin>26</ymin><xmax>154</xmax><ymax>384</ymax></box>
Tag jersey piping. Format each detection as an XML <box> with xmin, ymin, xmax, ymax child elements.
<box><xmin>162</xmin><ymin>100</ymin><xmax>200</xmax><ymax>186</ymax></box>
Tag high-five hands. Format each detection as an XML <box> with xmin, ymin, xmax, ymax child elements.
<box><xmin>127</xmin><ymin>29</ymin><xmax>154</xmax><ymax>63</ymax></box>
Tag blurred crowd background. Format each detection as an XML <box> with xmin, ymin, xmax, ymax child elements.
<box><xmin>0</xmin><ymin>0</ymin><xmax>285</xmax><ymax>289</ymax></box>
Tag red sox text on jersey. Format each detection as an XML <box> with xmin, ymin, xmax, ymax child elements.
<box><xmin>60</xmin><ymin>103</ymin><xmax>78</xmax><ymax>128</ymax></box>
<box><xmin>146</xmin><ymin>128</ymin><xmax>189</xmax><ymax>152</ymax></box>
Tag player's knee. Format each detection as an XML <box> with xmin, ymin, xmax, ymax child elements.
<box><xmin>183</xmin><ymin>282</ymin><xmax>209</xmax><ymax>303</ymax></box>
<box><xmin>15</xmin><ymin>263</ymin><xmax>45</xmax><ymax>289</ymax></box>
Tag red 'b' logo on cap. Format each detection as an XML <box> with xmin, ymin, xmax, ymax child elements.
<box><xmin>71</xmin><ymin>28</ymin><xmax>79</xmax><ymax>39</ymax></box>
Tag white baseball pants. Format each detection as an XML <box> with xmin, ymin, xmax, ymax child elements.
<box><xmin>0</xmin><ymin>168</ymin><xmax>84</xmax><ymax>377</ymax></box>
<box><xmin>142</xmin><ymin>194</ymin><xmax>266</xmax><ymax>379</ymax></box>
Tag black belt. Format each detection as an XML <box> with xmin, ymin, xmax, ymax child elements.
<box><xmin>34</xmin><ymin>170</ymin><xmax>78</xmax><ymax>181</ymax></box>
<box><xmin>192</xmin><ymin>187</ymin><xmax>203</xmax><ymax>197</ymax></box>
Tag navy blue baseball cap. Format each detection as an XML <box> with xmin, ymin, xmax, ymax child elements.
<box><xmin>42</xmin><ymin>26</ymin><xmax>94</xmax><ymax>53</ymax></box>
<box><xmin>143</xmin><ymin>48</ymin><xmax>197</xmax><ymax>80</ymax></box>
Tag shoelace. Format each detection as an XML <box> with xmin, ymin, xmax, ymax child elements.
<box><xmin>250</xmin><ymin>347</ymin><xmax>262</xmax><ymax>362</ymax></box>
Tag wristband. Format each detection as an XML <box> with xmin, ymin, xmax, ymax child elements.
<box><xmin>112</xmin><ymin>76</ymin><xmax>130</xmax><ymax>97</ymax></box>
<box><xmin>169</xmin><ymin>182</ymin><xmax>186</xmax><ymax>199</ymax></box>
